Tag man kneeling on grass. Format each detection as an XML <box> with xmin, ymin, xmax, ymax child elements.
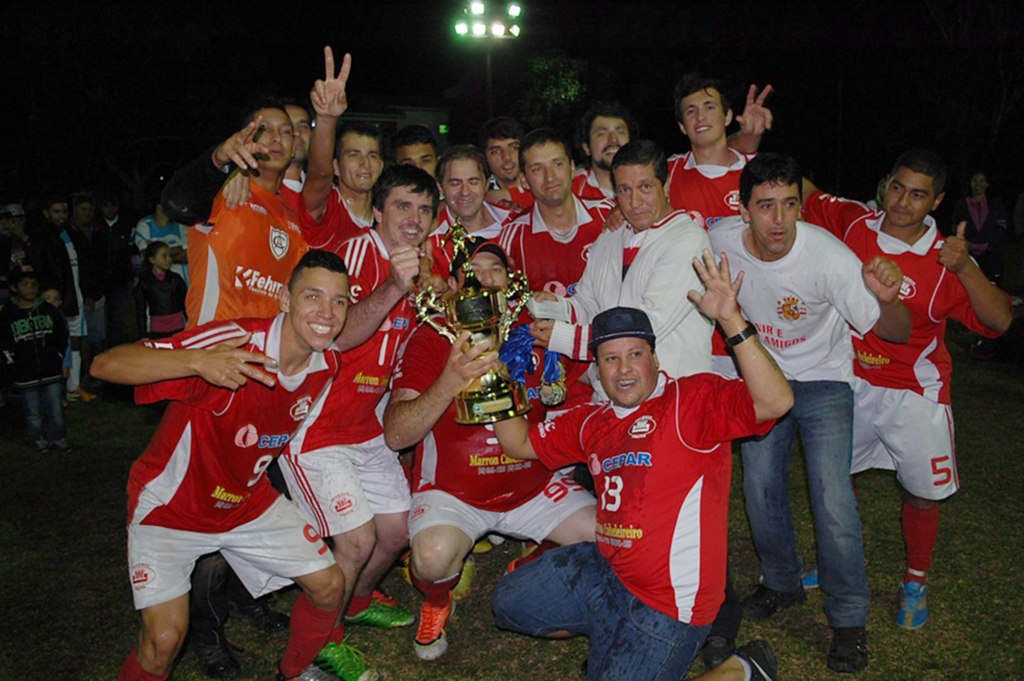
<box><xmin>92</xmin><ymin>250</ymin><xmax>353</xmax><ymax>681</ymax></box>
<box><xmin>490</xmin><ymin>253</ymin><xmax>793</xmax><ymax>681</ymax></box>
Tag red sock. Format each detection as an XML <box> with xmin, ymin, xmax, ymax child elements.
<box><xmin>516</xmin><ymin>540</ymin><xmax>558</xmax><ymax>569</ymax></box>
<box><xmin>118</xmin><ymin>649</ymin><xmax>169</xmax><ymax>681</ymax></box>
<box><xmin>902</xmin><ymin>502</ymin><xmax>940</xmax><ymax>584</ymax></box>
<box><xmin>346</xmin><ymin>593</ymin><xmax>373</xmax><ymax>617</ymax></box>
<box><xmin>325</xmin><ymin>623</ymin><xmax>346</xmax><ymax>645</ymax></box>
<box><xmin>279</xmin><ymin>593</ymin><xmax>342</xmax><ymax>678</ymax></box>
<box><xmin>411</xmin><ymin>572</ymin><xmax>459</xmax><ymax>608</ymax></box>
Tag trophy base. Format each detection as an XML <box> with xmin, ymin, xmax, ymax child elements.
<box><xmin>455</xmin><ymin>382</ymin><xmax>532</xmax><ymax>425</ymax></box>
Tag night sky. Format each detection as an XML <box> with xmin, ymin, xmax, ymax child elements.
<box><xmin>6</xmin><ymin>0</ymin><xmax>1022</xmax><ymax>225</ymax></box>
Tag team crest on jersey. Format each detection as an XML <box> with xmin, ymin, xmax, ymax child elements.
<box><xmin>725</xmin><ymin>190</ymin><xmax>740</xmax><ymax>211</ymax></box>
<box><xmin>269</xmin><ymin>226</ymin><xmax>290</xmax><ymax>260</ymax></box>
<box><xmin>588</xmin><ymin>453</ymin><xmax>601</xmax><ymax>477</ymax></box>
<box><xmin>290</xmin><ymin>395</ymin><xmax>313</xmax><ymax>421</ymax></box>
<box><xmin>580</xmin><ymin>243</ymin><xmax>593</xmax><ymax>262</ymax></box>
<box><xmin>131</xmin><ymin>563</ymin><xmax>156</xmax><ymax>590</ymax></box>
<box><xmin>900</xmin><ymin>276</ymin><xmax>916</xmax><ymax>300</ymax></box>
<box><xmin>234</xmin><ymin>424</ymin><xmax>259</xmax><ymax>448</ymax></box>
<box><xmin>777</xmin><ymin>296</ymin><xmax>808</xmax><ymax>321</ymax></box>
<box><xmin>331</xmin><ymin>494</ymin><xmax>356</xmax><ymax>516</ymax></box>
<box><xmin>629</xmin><ymin>415</ymin><xmax>656</xmax><ymax>439</ymax></box>
<box><xmin>410</xmin><ymin>503</ymin><xmax>430</xmax><ymax>521</ymax></box>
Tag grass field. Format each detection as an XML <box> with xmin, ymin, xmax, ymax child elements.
<box><xmin>1</xmin><ymin>329</ymin><xmax>1022</xmax><ymax>681</ymax></box>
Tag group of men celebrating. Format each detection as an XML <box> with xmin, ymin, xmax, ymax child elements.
<box><xmin>97</xmin><ymin>46</ymin><xmax>1011</xmax><ymax>681</ymax></box>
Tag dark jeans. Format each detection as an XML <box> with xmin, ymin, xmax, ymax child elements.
<box><xmin>21</xmin><ymin>381</ymin><xmax>66</xmax><ymax>443</ymax></box>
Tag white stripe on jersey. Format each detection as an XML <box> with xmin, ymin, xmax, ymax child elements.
<box><xmin>669</xmin><ymin>475</ymin><xmax>704</xmax><ymax>622</ymax></box>
<box><xmin>180</xmin><ymin>324</ymin><xmax>247</xmax><ymax>349</ymax></box>
<box><xmin>913</xmin><ymin>336</ymin><xmax>942</xmax><ymax>403</ymax></box>
<box><xmin>132</xmin><ymin>423</ymin><xmax>193</xmax><ymax>525</ymax></box>
<box><xmin>420</xmin><ymin>432</ymin><xmax>439</xmax><ymax>486</ymax></box>
<box><xmin>197</xmin><ymin>244</ymin><xmax>221</xmax><ymax>326</ymax></box>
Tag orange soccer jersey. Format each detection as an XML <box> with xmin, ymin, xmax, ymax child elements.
<box><xmin>186</xmin><ymin>180</ymin><xmax>308</xmax><ymax>327</ymax></box>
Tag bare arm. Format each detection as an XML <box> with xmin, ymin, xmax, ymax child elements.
<box><xmin>382</xmin><ymin>333</ymin><xmax>500</xmax><ymax>450</ymax></box>
<box><xmin>688</xmin><ymin>250</ymin><xmax>793</xmax><ymax>422</ymax></box>
<box><xmin>334</xmin><ymin>243</ymin><xmax>420</xmax><ymax>351</ymax></box>
<box><xmin>941</xmin><ymin>221</ymin><xmax>1013</xmax><ymax>333</ymax></box>
<box><xmin>862</xmin><ymin>256</ymin><xmax>911</xmax><ymax>343</ymax></box>
<box><xmin>491</xmin><ymin>416</ymin><xmax>538</xmax><ymax>460</ymax></box>
<box><xmin>303</xmin><ymin>47</ymin><xmax>352</xmax><ymax>221</ymax></box>
<box><xmin>90</xmin><ymin>334</ymin><xmax>277</xmax><ymax>390</ymax></box>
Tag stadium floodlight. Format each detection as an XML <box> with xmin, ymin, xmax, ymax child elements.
<box><xmin>491</xmin><ymin>21</ymin><xmax>506</xmax><ymax>36</ymax></box>
<box><xmin>508</xmin><ymin>3</ymin><xmax>521</xmax><ymax>17</ymax></box>
<box><xmin>509</xmin><ymin>24</ymin><xmax>520</xmax><ymax>37</ymax></box>
<box><xmin>455</xmin><ymin>21</ymin><xmax>469</xmax><ymax>35</ymax></box>
<box><xmin>471</xmin><ymin>1</ymin><xmax>485</xmax><ymax>15</ymax></box>
<box><xmin>472</xmin><ymin>21</ymin><xmax>487</xmax><ymax>36</ymax></box>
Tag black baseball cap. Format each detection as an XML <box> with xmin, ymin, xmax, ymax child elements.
<box><xmin>449</xmin><ymin>237</ymin><xmax>510</xmax><ymax>277</ymax></box>
<box><xmin>588</xmin><ymin>307</ymin><xmax>656</xmax><ymax>354</ymax></box>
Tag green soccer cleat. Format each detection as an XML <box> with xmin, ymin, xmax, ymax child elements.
<box><xmin>314</xmin><ymin>638</ymin><xmax>380</xmax><ymax>681</ymax></box>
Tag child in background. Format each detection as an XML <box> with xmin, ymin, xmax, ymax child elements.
<box><xmin>0</xmin><ymin>269</ymin><xmax>70</xmax><ymax>452</ymax></box>
<box><xmin>135</xmin><ymin>241</ymin><xmax>187</xmax><ymax>339</ymax></box>
<box><xmin>41</xmin><ymin>285</ymin><xmax>73</xmax><ymax>391</ymax></box>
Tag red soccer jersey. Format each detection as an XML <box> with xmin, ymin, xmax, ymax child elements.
<box><xmin>186</xmin><ymin>181</ymin><xmax>308</xmax><ymax>327</ymax></box>
<box><xmin>803</xmin><ymin>190</ymin><xmax>1005</xmax><ymax>403</ymax></box>
<box><xmin>428</xmin><ymin>202</ymin><xmax>512</xmax><ymax>279</ymax></box>
<box><xmin>529</xmin><ymin>373</ymin><xmax>773</xmax><ymax>624</ymax></box>
<box><xmin>391</xmin><ymin>323</ymin><xmax>555</xmax><ymax>512</ymax></box>
<box><xmin>298</xmin><ymin>186</ymin><xmax>372</xmax><ymax>254</ymax></box>
<box><xmin>666</xmin><ymin>150</ymin><xmax>751</xmax><ymax>230</ymax></box>
<box><xmin>292</xmin><ymin>230</ymin><xmax>416</xmax><ymax>450</ymax></box>
<box><xmin>572</xmin><ymin>167</ymin><xmax>615</xmax><ymax>201</ymax></box>
<box><xmin>498</xmin><ymin>197</ymin><xmax>611</xmax><ymax>297</ymax></box>
<box><xmin>128</xmin><ymin>316</ymin><xmax>340</xmax><ymax>533</ymax></box>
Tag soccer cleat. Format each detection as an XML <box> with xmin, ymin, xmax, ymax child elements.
<box><xmin>73</xmin><ymin>386</ymin><xmax>97</xmax><ymax>401</ymax></box>
<box><xmin>827</xmin><ymin>626</ymin><xmax>869</xmax><ymax>673</ymax></box>
<box><xmin>701</xmin><ymin>635</ymin><xmax>736</xmax><ymax>671</ymax></box>
<box><xmin>193</xmin><ymin>641</ymin><xmax>242</xmax><ymax>680</ymax></box>
<box><xmin>472</xmin><ymin>537</ymin><xmax>494</xmax><ymax>554</ymax></box>
<box><xmin>344</xmin><ymin>591</ymin><xmax>414</xmax><ymax>628</ymax></box>
<box><xmin>735</xmin><ymin>639</ymin><xmax>779</xmax><ymax>681</ymax></box>
<box><xmin>896</xmin><ymin>580</ymin><xmax>929</xmax><ymax>630</ymax></box>
<box><xmin>396</xmin><ymin>550</ymin><xmax>412</xmax><ymax>585</ymax></box>
<box><xmin>801</xmin><ymin>563</ymin><xmax>820</xmax><ymax>589</ymax></box>
<box><xmin>277</xmin><ymin>663</ymin><xmax>351</xmax><ymax>681</ymax></box>
<box><xmin>451</xmin><ymin>556</ymin><xmax>475</xmax><ymax>601</ymax></box>
<box><xmin>414</xmin><ymin>598</ymin><xmax>455</xmax><ymax>661</ymax></box>
<box><xmin>32</xmin><ymin>439</ymin><xmax>50</xmax><ymax>453</ymax></box>
<box><xmin>314</xmin><ymin>638</ymin><xmax>379</xmax><ymax>681</ymax></box>
<box><xmin>235</xmin><ymin>599</ymin><xmax>290</xmax><ymax>632</ymax></box>
<box><xmin>741</xmin><ymin>584</ymin><xmax>807</xmax><ymax>620</ymax></box>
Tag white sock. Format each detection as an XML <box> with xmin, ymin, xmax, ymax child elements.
<box><xmin>68</xmin><ymin>350</ymin><xmax>82</xmax><ymax>392</ymax></box>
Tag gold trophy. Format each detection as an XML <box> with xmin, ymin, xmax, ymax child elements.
<box><xmin>415</xmin><ymin>220</ymin><xmax>532</xmax><ymax>424</ymax></box>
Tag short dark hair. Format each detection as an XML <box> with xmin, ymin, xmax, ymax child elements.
<box><xmin>289</xmin><ymin>249</ymin><xmax>348</xmax><ymax>289</ymax></box>
<box><xmin>437</xmin><ymin>145</ymin><xmax>489</xmax><ymax>183</ymax></box>
<box><xmin>71</xmin><ymin>194</ymin><xmax>94</xmax><ymax>210</ymax></box>
<box><xmin>241</xmin><ymin>95</ymin><xmax>290</xmax><ymax>127</ymax></box>
<box><xmin>9</xmin><ymin>267</ymin><xmax>39</xmax><ymax>288</ymax></box>
<box><xmin>576</xmin><ymin>101</ymin><xmax>638</xmax><ymax>157</ymax></box>
<box><xmin>674</xmin><ymin>74</ymin><xmax>731</xmax><ymax>123</ymax></box>
<box><xmin>42</xmin><ymin>195</ymin><xmax>68</xmax><ymax>211</ymax></box>
<box><xmin>370</xmin><ymin>165</ymin><xmax>441</xmax><ymax>218</ymax></box>
<box><xmin>143</xmin><ymin>240</ymin><xmax>169</xmax><ymax>261</ymax></box>
<box><xmin>279</xmin><ymin>96</ymin><xmax>314</xmax><ymax>122</ymax></box>
<box><xmin>479</xmin><ymin>116</ymin><xmax>525</xmax><ymax>149</ymax></box>
<box><xmin>610</xmin><ymin>140</ymin><xmax>668</xmax><ymax>188</ymax></box>
<box><xmin>519</xmin><ymin>128</ymin><xmax>572</xmax><ymax>172</ymax></box>
<box><xmin>336</xmin><ymin>121</ymin><xmax>384</xmax><ymax>161</ymax></box>
<box><xmin>739</xmin><ymin>153</ymin><xmax>803</xmax><ymax>206</ymax></box>
<box><xmin>393</xmin><ymin>125</ymin><xmax>439</xmax><ymax>156</ymax></box>
<box><xmin>891</xmin><ymin>149</ymin><xmax>948</xmax><ymax>195</ymax></box>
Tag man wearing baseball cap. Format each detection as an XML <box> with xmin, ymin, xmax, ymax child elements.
<box><xmin>490</xmin><ymin>250</ymin><xmax>793</xmax><ymax>680</ymax></box>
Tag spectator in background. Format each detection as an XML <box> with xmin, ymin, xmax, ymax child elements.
<box><xmin>68</xmin><ymin>194</ymin><xmax>110</xmax><ymax>389</ymax></box>
<box><xmin>394</xmin><ymin>124</ymin><xmax>441</xmax><ymax>179</ymax></box>
<box><xmin>952</xmin><ymin>171</ymin><xmax>1007</xmax><ymax>284</ymax></box>
<box><xmin>134</xmin><ymin>201</ymin><xmax>189</xmax><ymax>287</ymax></box>
<box><xmin>135</xmin><ymin>241</ymin><xmax>187</xmax><ymax>339</ymax></box>
<box><xmin>98</xmin><ymin>194</ymin><xmax>137</xmax><ymax>346</ymax></box>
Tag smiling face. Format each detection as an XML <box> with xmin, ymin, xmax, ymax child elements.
<box><xmin>678</xmin><ymin>87</ymin><xmax>732</xmax><ymax>148</ymax></box>
<box><xmin>485</xmin><ymin>137</ymin><xmax>521</xmax><ymax>184</ymax></box>
<box><xmin>334</xmin><ymin>132</ymin><xmax>383</xmax><ymax>194</ymax></box>
<box><xmin>585</xmin><ymin>116</ymin><xmax>630</xmax><ymax>171</ymax></box>
<box><xmin>451</xmin><ymin>250</ymin><xmax>509</xmax><ymax>291</ymax></box>
<box><xmin>373</xmin><ymin>185</ymin><xmax>434</xmax><ymax>252</ymax></box>
<box><xmin>882</xmin><ymin>167</ymin><xmax>944</xmax><ymax>238</ymax></box>
<box><xmin>522</xmin><ymin>141</ymin><xmax>574</xmax><ymax>207</ymax></box>
<box><xmin>614</xmin><ymin>162</ymin><xmax>672</xmax><ymax>232</ymax></box>
<box><xmin>595</xmin><ymin>337</ymin><xmax>660</xmax><ymax>409</ymax></box>
<box><xmin>739</xmin><ymin>181</ymin><xmax>801</xmax><ymax>262</ymax></box>
<box><xmin>44</xmin><ymin>202</ymin><xmax>69</xmax><ymax>228</ymax></box>
<box><xmin>280</xmin><ymin>266</ymin><xmax>350</xmax><ymax>355</ymax></box>
<box><xmin>254</xmin><ymin>107</ymin><xmax>295</xmax><ymax>173</ymax></box>
<box><xmin>443</xmin><ymin>158</ymin><xmax>487</xmax><ymax>221</ymax></box>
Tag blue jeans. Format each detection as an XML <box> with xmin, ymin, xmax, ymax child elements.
<box><xmin>741</xmin><ymin>380</ymin><xmax>869</xmax><ymax>628</ymax></box>
<box><xmin>493</xmin><ymin>543</ymin><xmax>710</xmax><ymax>680</ymax></box>
<box><xmin>21</xmin><ymin>381</ymin><xmax>67</xmax><ymax>443</ymax></box>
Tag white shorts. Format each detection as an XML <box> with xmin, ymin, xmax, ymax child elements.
<box><xmin>281</xmin><ymin>433</ymin><xmax>412</xmax><ymax>538</ymax></box>
<box><xmin>66</xmin><ymin>313</ymin><xmax>85</xmax><ymax>337</ymax></box>
<box><xmin>408</xmin><ymin>470</ymin><xmax>595</xmax><ymax>543</ymax></box>
<box><xmin>851</xmin><ymin>378</ymin><xmax>959</xmax><ymax>500</ymax></box>
<box><xmin>127</xmin><ymin>496</ymin><xmax>336</xmax><ymax>610</ymax></box>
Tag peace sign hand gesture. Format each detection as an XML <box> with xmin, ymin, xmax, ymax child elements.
<box><xmin>310</xmin><ymin>46</ymin><xmax>352</xmax><ymax>118</ymax></box>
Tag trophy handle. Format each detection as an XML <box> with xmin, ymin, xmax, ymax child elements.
<box><xmin>415</xmin><ymin>288</ymin><xmax>458</xmax><ymax>343</ymax></box>
<box><xmin>500</xmin><ymin>271</ymin><xmax>532</xmax><ymax>341</ymax></box>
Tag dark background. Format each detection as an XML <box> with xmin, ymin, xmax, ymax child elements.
<box><xmin>4</xmin><ymin>0</ymin><xmax>1023</xmax><ymax>227</ymax></box>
